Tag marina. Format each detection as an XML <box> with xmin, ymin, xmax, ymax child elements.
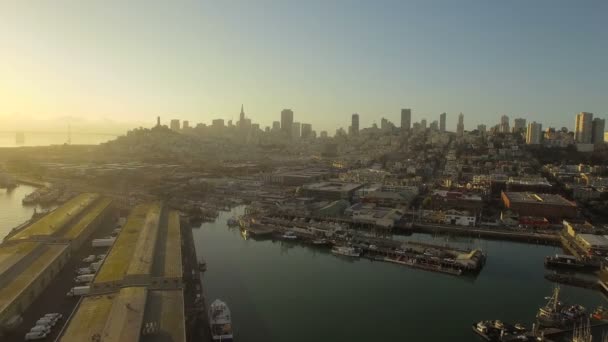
<box><xmin>192</xmin><ymin>205</ymin><xmax>607</xmax><ymax>342</ymax></box>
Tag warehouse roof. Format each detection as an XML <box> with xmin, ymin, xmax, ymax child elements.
<box><xmin>9</xmin><ymin>193</ymin><xmax>99</xmax><ymax>241</ymax></box>
<box><xmin>503</xmin><ymin>192</ymin><xmax>576</xmax><ymax>207</ymax></box>
<box><xmin>59</xmin><ymin>288</ymin><xmax>185</xmax><ymax>342</ymax></box>
<box><xmin>0</xmin><ymin>243</ymin><xmax>68</xmax><ymax>315</ymax></box>
<box><xmin>126</xmin><ymin>203</ymin><xmax>161</xmax><ymax>277</ymax></box>
<box><xmin>61</xmin><ymin>197</ymin><xmax>112</xmax><ymax>240</ymax></box>
<box><xmin>163</xmin><ymin>211</ymin><xmax>182</xmax><ymax>279</ymax></box>
<box><xmin>94</xmin><ymin>204</ymin><xmax>150</xmax><ymax>284</ymax></box>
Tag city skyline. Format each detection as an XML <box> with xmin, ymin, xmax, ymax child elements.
<box><xmin>1</xmin><ymin>1</ymin><xmax>607</xmax><ymax>132</ymax></box>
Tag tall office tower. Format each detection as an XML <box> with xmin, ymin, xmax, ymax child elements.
<box><xmin>281</xmin><ymin>109</ymin><xmax>294</xmax><ymax>138</ymax></box>
<box><xmin>457</xmin><ymin>113</ymin><xmax>464</xmax><ymax>136</ymax></box>
<box><xmin>301</xmin><ymin>123</ymin><xmax>312</xmax><ymax>138</ymax></box>
<box><xmin>320</xmin><ymin>131</ymin><xmax>328</xmax><ymax>138</ymax></box>
<box><xmin>477</xmin><ymin>124</ymin><xmax>487</xmax><ymax>136</ymax></box>
<box><xmin>212</xmin><ymin>119</ymin><xmax>224</xmax><ymax>128</ymax></box>
<box><xmin>182</xmin><ymin>120</ymin><xmax>190</xmax><ymax>130</ymax></box>
<box><xmin>513</xmin><ymin>118</ymin><xmax>527</xmax><ymax>133</ymax></box>
<box><xmin>439</xmin><ymin>112</ymin><xmax>446</xmax><ymax>133</ymax></box>
<box><xmin>575</xmin><ymin>112</ymin><xmax>593</xmax><ymax>143</ymax></box>
<box><xmin>499</xmin><ymin>115</ymin><xmax>510</xmax><ymax>133</ymax></box>
<box><xmin>526</xmin><ymin>121</ymin><xmax>542</xmax><ymax>145</ymax></box>
<box><xmin>351</xmin><ymin>113</ymin><xmax>360</xmax><ymax>135</ymax></box>
<box><xmin>292</xmin><ymin>122</ymin><xmax>301</xmax><ymax>139</ymax></box>
<box><xmin>419</xmin><ymin>119</ymin><xmax>427</xmax><ymax>130</ymax></box>
<box><xmin>380</xmin><ymin>117</ymin><xmax>388</xmax><ymax>130</ymax></box>
<box><xmin>170</xmin><ymin>119</ymin><xmax>180</xmax><ymax>131</ymax></box>
<box><xmin>592</xmin><ymin>117</ymin><xmax>605</xmax><ymax>145</ymax></box>
<box><xmin>272</xmin><ymin>121</ymin><xmax>281</xmax><ymax>132</ymax></box>
<box><xmin>156</xmin><ymin>116</ymin><xmax>161</xmax><ymax>127</ymax></box>
<box><xmin>401</xmin><ymin>108</ymin><xmax>411</xmax><ymax>132</ymax></box>
<box><xmin>239</xmin><ymin>104</ymin><xmax>245</xmax><ymax>123</ymax></box>
<box><xmin>429</xmin><ymin>120</ymin><xmax>438</xmax><ymax>131</ymax></box>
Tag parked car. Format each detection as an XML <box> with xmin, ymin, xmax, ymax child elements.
<box><xmin>29</xmin><ymin>325</ymin><xmax>50</xmax><ymax>334</ymax></box>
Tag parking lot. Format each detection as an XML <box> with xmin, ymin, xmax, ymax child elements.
<box><xmin>3</xmin><ymin>214</ymin><xmax>118</xmax><ymax>342</ymax></box>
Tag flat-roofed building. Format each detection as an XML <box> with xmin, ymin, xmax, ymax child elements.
<box><xmin>301</xmin><ymin>181</ymin><xmax>364</xmax><ymax>201</ymax></box>
<box><xmin>58</xmin><ymin>287</ymin><xmax>185</xmax><ymax>342</ymax></box>
<box><xmin>60</xmin><ymin>202</ymin><xmax>185</xmax><ymax>342</ymax></box>
<box><xmin>0</xmin><ymin>193</ymin><xmax>112</xmax><ymax>326</ymax></box>
<box><xmin>501</xmin><ymin>191</ymin><xmax>577</xmax><ymax>221</ymax></box>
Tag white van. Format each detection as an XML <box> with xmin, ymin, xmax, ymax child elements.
<box><xmin>24</xmin><ymin>331</ymin><xmax>48</xmax><ymax>340</ymax></box>
<box><xmin>29</xmin><ymin>325</ymin><xmax>50</xmax><ymax>333</ymax></box>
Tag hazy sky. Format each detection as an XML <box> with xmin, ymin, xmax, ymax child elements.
<box><xmin>0</xmin><ymin>0</ymin><xmax>606</xmax><ymax>132</ymax></box>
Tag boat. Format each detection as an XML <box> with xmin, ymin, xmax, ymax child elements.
<box><xmin>209</xmin><ymin>299</ymin><xmax>234</xmax><ymax>342</ymax></box>
<box><xmin>537</xmin><ymin>286</ymin><xmax>586</xmax><ymax>327</ymax></box>
<box><xmin>331</xmin><ymin>246</ymin><xmax>360</xmax><ymax>257</ymax></box>
<box><xmin>472</xmin><ymin>320</ymin><xmax>532</xmax><ymax>341</ymax></box>
<box><xmin>545</xmin><ymin>254</ymin><xmax>585</xmax><ymax>269</ymax></box>
<box><xmin>591</xmin><ymin>306</ymin><xmax>608</xmax><ymax>321</ymax></box>
<box><xmin>312</xmin><ymin>238</ymin><xmax>330</xmax><ymax>246</ymax></box>
<box><xmin>537</xmin><ymin>287</ymin><xmax>564</xmax><ymax>327</ymax></box>
<box><xmin>281</xmin><ymin>231</ymin><xmax>298</xmax><ymax>240</ymax></box>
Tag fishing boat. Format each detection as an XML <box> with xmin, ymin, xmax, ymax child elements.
<box><xmin>209</xmin><ymin>299</ymin><xmax>234</xmax><ymax>341</ymax></box>
<box><xmin>312</xmin><ymin>238</ymin><xmax>330</xmax><ymax>246</ymax></box>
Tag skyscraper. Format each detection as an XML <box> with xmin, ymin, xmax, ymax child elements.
<box><xmin>592</xmin><ymin>117</ymin><xmax>605</xmax><ymax>145</ymax></box>
<box><xmin>351</xmin><ymin>113</ymin><xmax>359</xmax><ymax>135</ymax></box>
<box><xmin>272</xmin><ymin>121</ymin><xmax>281</xmax><ymax>132</ymax></box>
<box><xmin>439</xmin><ymin>112</ymin><xmax>446</xmax><ymax>133</ymax></box>
<box><xmin>457</xmin><ymin>113</ymin><xmax>464</xmax><ymax>136</ymax></box>
<box><xmin>401</xmin><ymin>108</ymin><xmax>411</xmax><ymax>132</ymax></box>
<box><xmin>182</xmin><ymin>120</ymin><xmax>189</xmax><ymax>129</ymax></box>
<box><xmin>301</xmin><ymin>123</ymin><xmax>312</xmax><ymax>139</ymax></box>
<box><xmin>499</xmin><ymin>115</ymin><xmax>510</xmax><ymax>133</ymax></box>
<box><xmin>170</xmin><ymin>119</ymin><xmax>180</xmax><ymax>131</ymax></box>
<box><xmin>575</xmin><ymin>112</ymin><xmax>593</xmax><ymax>143</ymax></box>
<box><xmin>477</xmin><ymin>124</ymin><xmax>487</xmax><ymax>136</ymax></box>
<box><xmin>420</xmin><ymin>119</ymin><xmax>427</xmax><ymax>130</ymax></box>
<box><xmin>429</xmin><ymin>120</ymin><xmax>438</xmax><ymax>131</ymax></box>
<box><xmin>292</xmin><ymin>122</ymin><xmax>301</xmax><ymax>139</ymax></box>
<box><xmin>513</xmin><ymin>118</ymin><xmax>526</xmax><ymax>133</ymax></box>
<box><xmin>526</xmin><ymin>122</ymin><xmax>542</xmax><ymax>145</ymax></box>
<box><xmin>281</xmin><ymin>109</ymin><xmax>294</xmax><ymax>138</ymax></box>
<box><xmin>239</xmin><ymin>104</ymin><xmax>245</xmax><ymax>123</ymax></box>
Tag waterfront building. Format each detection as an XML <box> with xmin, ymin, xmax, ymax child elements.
<box><xmin>501</xmin><ymin>192</ymin><xmax>577</xmax><ymax>221</ymax></box>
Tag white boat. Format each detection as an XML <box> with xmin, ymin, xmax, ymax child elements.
<box><xmin>209</xmin><ymin>299</ymin><xmax>234</xmax><ymax>341</ymax></box>
<box><xmin>331</xmin><ymin>246</ymin><xmax>360</xmax><ymax>257</ymax></box>
<box><xmin>281</xmin><ymin>231</ymin><xmax>298</xmax><ymax>240</ymax></box>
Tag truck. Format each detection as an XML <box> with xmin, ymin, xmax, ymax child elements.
<box><xmin>76</xmin><ymin>267</ymin><xmax>93</xmax><ymax>275</ymax></box>
<box><xmin>74</xmin><ymin>274</ymin><xmax>95</xmax><ymax>284</ymax></box>
<box><xmin>66</xmin><ymin>286</ymin><xmax>90</xmax><ymax>297</ymax></box>
<box><xmin>92</xmin><ymin>237</ymin><xmax>115</xmax><ymax>248</ymax></box>
<box><xmin>90</xmin><ymin>261</ymin><xmax>102</xmax><ymax>272</ymax></box>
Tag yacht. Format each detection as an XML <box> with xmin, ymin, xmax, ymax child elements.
<box><xmin>331</xmin><ymin>246</ymin><xmax>360</xmax><ymax>257</ymax></box>
<box><xmin>209</xmin><ymin>299</ymin><xmax>234</xmax><ymax>341</ymax></box>
<box><xmin>281</xmin><ymin>231</ymin><xmax>298</xmax><ymax>240</ymax></box>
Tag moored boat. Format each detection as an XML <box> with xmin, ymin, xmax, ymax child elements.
<box><xmin>209</xmin><ymin>299</ymin><xmax>234</xmax><ymax>341</ymax></box>
<box><xmin>544</xmin><ymin>254</ymin><xmax>585</xmax><ymax>269</ymax></box>
<box><xmin>281</xmin><ymin>231</ymin><xmax>298</xmax><ymax>240</ymax></box>
<box><xmin>331</xmin><ymin>246</ymin><xmax>360</xmax><ymax>257</ymax></box>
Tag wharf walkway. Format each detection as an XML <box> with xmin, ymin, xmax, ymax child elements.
<box><xmin>412</xmin><ymin>223</ymin><xmax>560</xmax><ymax>245</ymax></box>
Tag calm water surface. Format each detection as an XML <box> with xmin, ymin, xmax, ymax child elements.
<box><xmin>194</xmin><ymin>206</ymin><xmax>607</xmax><ymax>342</ymax></box>
<box><xmin>0</xmin><ymin>132</ymin><xmax>115</xmax><ymax>147</ymax></box>
<box><xmin>0</xmin><ymin>184</ymin><xmax>40</xmax><ymax>239</ymax></box>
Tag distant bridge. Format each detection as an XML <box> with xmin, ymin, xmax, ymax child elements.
<box><xmin>0</xmin><ymin>130</ymin><xmax>121</xmax><ymax>137</ymax></box>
